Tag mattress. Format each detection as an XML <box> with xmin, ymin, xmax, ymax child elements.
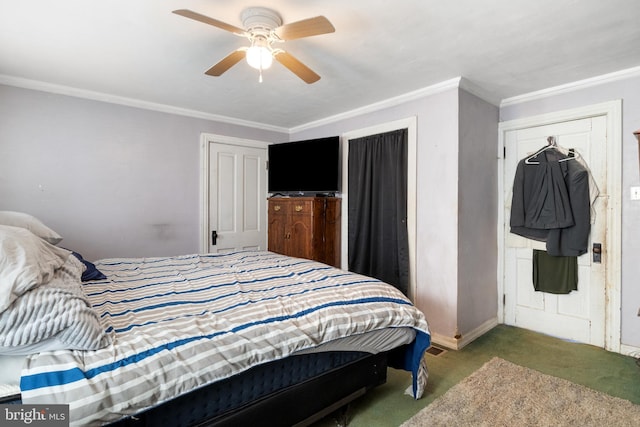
<box><xmin>109</xmin><ymin>351</ymin><xmax>387</xmax><ymax>426</ymax></box>
<box><xmin>0</xmin><ymin>327</ymin><xmax>415</xmax><ymax>399</ymax></box>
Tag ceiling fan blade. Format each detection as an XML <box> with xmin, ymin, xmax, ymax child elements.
<box><xmin>274</xmin><ymin>16</ymin><xmax>335</xmax><ymax>40</ymax></box>
<box><xmin>173</xmin><ymin>9</ymin><xmax>246</xmax><ymax>35</ymax></box>
<box><xmin>205</xmin><ymin>50</ymin><xmax>247</xmax><ymax>76</ymax></box>
<box><xmin>274</xmin><ymin>51</ymin><xmax>320</xmax><ymax>84</ymax></box>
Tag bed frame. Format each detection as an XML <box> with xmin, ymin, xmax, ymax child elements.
<box><xmin>109</xmin><ymin>351</ymin><xmax>388</xmax><ymax>427</ymax></box>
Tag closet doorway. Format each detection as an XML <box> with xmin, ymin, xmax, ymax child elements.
<box><xmin>342</xmin><ymin>117</ymin><xmax>417</xmax><ymax>300</ymax></box>
<box><xmin>498</xmin><ymin>101</ymin><xmax>621</xmax><ymax>352</ymax></box>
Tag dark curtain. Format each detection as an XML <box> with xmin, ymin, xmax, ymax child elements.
<box><xmin>348</xmin><ymin>128</ymin><xmax>409</xmax><ymax>295</ymax></box>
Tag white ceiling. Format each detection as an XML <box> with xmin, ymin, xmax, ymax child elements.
<box><xmin>2</xmin><ymin>0</ymin><xmax>640</xmax><ymax>131</ymax></box>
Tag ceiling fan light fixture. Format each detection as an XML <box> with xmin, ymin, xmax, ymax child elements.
<box><xmin>246</xmin><ymin>44</ymin><xmax>273</xmax><ymax>70</ymax></box>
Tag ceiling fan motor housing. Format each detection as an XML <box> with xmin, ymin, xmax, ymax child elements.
<box><xmin>241</xmin><ymin>7</ymin><xmax>282</xmax><ymax>37</ymax></box>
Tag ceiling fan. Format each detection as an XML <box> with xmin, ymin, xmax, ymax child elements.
<box><xmin>172</xmin><ymin>7</ymin><xmax>335</xmax><ymax>84</ymax></box>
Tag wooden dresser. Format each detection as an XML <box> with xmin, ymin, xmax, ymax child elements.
<box><xmin>267</xmin><ymin>197</ymin><xmax>341</xmax><ymax>267</ymax></box>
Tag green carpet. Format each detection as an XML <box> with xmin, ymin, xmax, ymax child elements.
<box><xmin>311</xmin><ymin>325</ymin><xmax>640</xmax><ymax>427</ymax></box>
<box><xmin>400</xmin><ymin>357</ymin><xmax>640</xmax><ymax>427</ymax></box>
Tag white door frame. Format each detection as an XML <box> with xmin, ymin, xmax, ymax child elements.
<box><xmin>497</xmin><ymin>100</ymin><xmax>622</xmax><ymax>352</ymax></box>
<box><xmin>199</xmin><ymin>133</ymin><xmax>270</xmax><ymax>254</ymax></box>
<box><xmin>341</xmin><ymin>116</ymin><xmax>418</xmax><ymax>301</ymax></box>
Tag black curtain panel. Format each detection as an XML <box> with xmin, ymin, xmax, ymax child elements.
<box><xmin>348</xmin><ymin>128</ymin><xmax>409</xmax><ymax>295</ymax></box>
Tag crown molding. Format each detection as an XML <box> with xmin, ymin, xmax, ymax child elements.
<box><xmin>5</xmin><ymin>65</ymin><xmax>640</xmax><ymax>136</ymax></box>
<box><xmin>290</xmin><ymin>77</ymin><xmax>464</xmax><ymax>133</ymax></box>
<box><xmin>500</xmin><ymin>65</ymin><xmax>640</xmax><ymax>108</ymax></box>
<box><xmin>0</xmin><ymin>74</ymin><xmax>289</xmax><ymax>134</ymax></box>
<box><xmin>458</xmin><ymin>77</ymin><xmax>501</xmax><ymax>106</ymax></box>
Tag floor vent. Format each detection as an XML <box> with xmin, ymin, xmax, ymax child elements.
<box><xmin>425</xmin><ymin>345</ymin><xmax>447</xmax><ymax>356</ymax></box>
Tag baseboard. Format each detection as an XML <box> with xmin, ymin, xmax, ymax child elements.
<box><xmin>431</xmin><ymin>317</ymin><xmax>499</xmax><ymax>350</ymax></box>
<box><xmin>620</xmin><ymin>343</ymin><xmax>640</xmax><ymax>358</ymax></box>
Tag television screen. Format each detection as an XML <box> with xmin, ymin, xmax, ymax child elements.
<box><xmin>268</xmin><ymin>136</ymin><xmax>340</xmax><ymax>194</ymax></box>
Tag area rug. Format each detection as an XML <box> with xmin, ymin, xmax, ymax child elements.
<box><xmin>400</xmin><ymin>357</ymin><xmax>640</xmax><ymax>427</ymax></box>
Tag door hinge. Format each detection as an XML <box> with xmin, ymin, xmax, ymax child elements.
<box><xmin>503</xmin><ymin>294</ymin><xmax>506</xmax><ymax>305</ymax></box>
<box><xmin>503</xmin><ymin>146</ymin><xmax>506</xmax><ymax>158</ymax></box>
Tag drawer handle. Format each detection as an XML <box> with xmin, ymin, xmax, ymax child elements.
<box><xmin>295</xmin><ymin>205</ymin><xmax>303</xmax><ymax>212</ymax></box>
<box><xmin>273</xmin><ymin>205</ymin><xmax>281</xmax><ymax>211</ymax></box>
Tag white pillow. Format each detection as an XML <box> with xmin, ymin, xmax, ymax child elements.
<box><xmin>0</xmin><ymin>211</ymin><xmax>63</xmax><ymax>244</ymax></box>
<box><xmin>0</xmin><ymin>225</ymin><xmax>71</xmax><ymax>312</ymax></box>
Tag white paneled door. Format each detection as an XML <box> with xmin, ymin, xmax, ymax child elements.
<box><xmin>503</xmin><ymin>116</ymin><xmax>608</xmax><ymax>347</ymax></box>
<box><xmin>203</xmin><ymin>138</ymin><xmax>267</xmax><ymax>254</ymax></box>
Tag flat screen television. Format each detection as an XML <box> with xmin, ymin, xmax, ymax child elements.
<box><xmin>268</xmin><ymin>136</ymin><xmax>340</xmax><ymax>195</ymax></box>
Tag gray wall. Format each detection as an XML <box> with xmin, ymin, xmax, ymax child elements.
<box><xmin>457</xmin><ymin>90</ymin><xmax>499</xmax><ymax>335</ymax></box>
<box><xmin>0</xmin><ymin>84</ymin><xmax>287</xmax><ymax>261</ymax></box>
<box><xmin>290</xmin><ymin>87</ymin><xmax>499</xmax><ymax>342</ymax></box>
<box><xmin>500</xmin><ymin>74</ymin><xmax>640</xmax><ymax>348</ymax></box>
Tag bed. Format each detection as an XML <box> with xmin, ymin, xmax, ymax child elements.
<box><xmin>0</xmin><ymin>215</ymin><xmax>430</xmax><ymax>427</ymax></box>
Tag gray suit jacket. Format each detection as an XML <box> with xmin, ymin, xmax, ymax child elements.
<box><xmin>510</xmin><ymin>147</ymin><xmax>591</xmax><ymax>257</ymax></box>
<box><xmin>510</xmin><ymin>148</ymin><xmax>574</xmax><ymax>241</ymax></box>
<box><xmin>546</xmin><ymin>156</ymin><xmax>591</xmax><ymax>256</ymax></box>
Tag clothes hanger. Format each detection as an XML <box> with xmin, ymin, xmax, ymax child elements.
<box><xmin>558</xmin><ymin>147</ymin><xmax>580</xmax><ymax>162</ymax></box>
<box><xmin>524</xmin><ymin>136</ymin><xmax>578</xmax><ymax>164</ymax></box>
<box><xmin>524</xmin><ymin>136</ymin><xmax>557</xmax><ymax>164</ymax></box>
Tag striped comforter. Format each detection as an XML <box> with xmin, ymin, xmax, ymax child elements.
<box><xmin>20</xmin><ymin>251</ymin><xmax>431</xmax><ymax>426</ymax></box>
